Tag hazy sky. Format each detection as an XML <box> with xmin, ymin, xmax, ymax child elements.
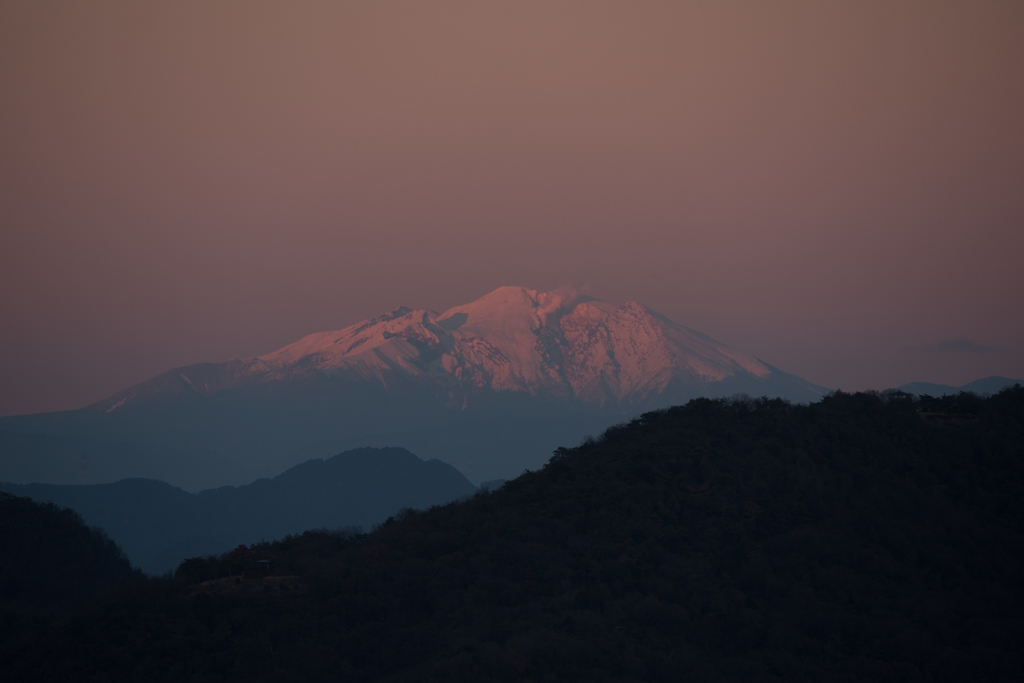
<box><xmin>2</xmin><ymin>1</ymin><xmax>1022</xmax><ymax>416</ymax></box>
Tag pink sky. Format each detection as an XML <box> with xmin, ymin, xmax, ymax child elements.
<box><xmin>1</xmin><ymin>1</ymin><xmax>1022</xmax><ymax>416</ymax></box>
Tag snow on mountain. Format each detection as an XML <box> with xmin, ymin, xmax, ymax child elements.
<box><xmin>92</xmin><ymin>286</ymin><xmax>823</xmax><ymax>412</ymax></box>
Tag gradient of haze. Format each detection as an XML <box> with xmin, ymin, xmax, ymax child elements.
<box><xmin>1</xmin><ymin>1</ymin><xmax>1022</xmax><ymax>416</ymax></box>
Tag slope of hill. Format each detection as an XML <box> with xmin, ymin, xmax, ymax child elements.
<box><xmin>0</xmin><ymin>447</ymin><xmax>476</xmax><ymax>575</ymax></box>
<box><xmin>0</xmin><ymin>493</ymin><xmax>140</xmax><ymax>615</ymax></box>
<box><xmin>898</xmin><ymin>381</ymin><xmax>960</xmax><ymax>396</ymax></box>
<box><xmin>960</xmin><ymin>376</ymin><xmax>1024</xmax><ymax>395</ymax></box>
<box><xmin>899</xmin><ymin>376</ymin><xmax>1023</xmax><ymax>397</ymax></box>
<box><xmin>4</xmin><ymin>388</ymin><xmax>1022</xmax><ymax>681</ymax></box>
<box><xmin>0</xmin><ymin>430</ymin><xmax>243</xmax><ymax>490</ymax></box>
<box><xmin>0</xmin><ymin>286</ymin><xmax>828</xmax><ymax>488</ymax></box>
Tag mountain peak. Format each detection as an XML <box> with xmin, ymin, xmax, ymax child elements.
<box><xmin>92</xmin><ymin>286</ymin><xmax>827</xmax><ymax>412</ymax></box>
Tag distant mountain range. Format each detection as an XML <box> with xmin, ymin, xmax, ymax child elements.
<box><xmin>898</xmin><ymin>376</ymin><xmax>1023</xmax><ymax>397</ymax></box>
<box><xmin>0</xmin><ymin>447</ymin><xmax>475</xmax><ymax>575</ymax></box>
<box><xmin>0</xmin><ymin>286</ymin><xmax>828</xmax><ymax>488</ymax></box>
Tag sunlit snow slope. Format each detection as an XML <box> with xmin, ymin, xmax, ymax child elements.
<box><xmin>93</xmin><ymin>286</ymin><xmax>825</xmax><ymax>412</ymax></box>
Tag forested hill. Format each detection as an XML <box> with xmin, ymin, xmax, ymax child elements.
<box><xmin>4</xmin><ymin>388</ymin><xmax>1024</xmax><ymax>682</ymax></box>
<box><xmin>0</xmin><ymin>493</ymin><xmax>140</xmax><ymax>617</ymax></box>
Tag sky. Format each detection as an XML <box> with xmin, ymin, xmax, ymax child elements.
<box><xmin>1</xmin><ymin>0</ymin><xmax>1022</xmax><ymax>416</ymax></box>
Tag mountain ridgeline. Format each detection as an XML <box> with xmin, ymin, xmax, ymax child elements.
<box><xmin>1</xmin><ymin>447</ymin><xmax>476</xmax><ymax>575</ymax></box>
<box><xmin>898</xmin><ymin>375</ymin><xmax>1023</xmax><ymax>398</ymax></box>
<box><xmin>4</xmin><ymin>387</ymin><xmax>1022</xmax><ymax>682</ymax></box>
<box><xmin>0</xmin><ymin>286</ymin><xmax>828</xmax><ymax>489</ymax></box>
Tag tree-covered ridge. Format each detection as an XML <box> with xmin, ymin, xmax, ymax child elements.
<box><xmin>0</xmin><ymin>493</ymin><xmax>141</xmax><ymax>615</ymax></box>
<box><xmin>3</xmin><ymin>387</ymin><xmax>1023</xmax><ymax>682</ymax></box>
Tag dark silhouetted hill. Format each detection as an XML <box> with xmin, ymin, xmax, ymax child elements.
<box><xmin>0</xmin><ymin>447</ymin><xmax>476</xmax><ymax>574</ymax></box>
<box><xmin>3</xmin><ymin>388</ymin><xmax>1023</xmax><ymax>681</ymax></box>
<box><xmin>0</xmin><ymin>493</ymin><xmax>140</xmax><ymax>616</ymax></box>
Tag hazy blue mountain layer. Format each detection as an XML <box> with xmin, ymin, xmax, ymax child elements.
<box><xmin>899</xmin><ymin>375</ymin><xmax>1022</xmax><ymax>397</ymax></box>
<box><xmin>0</xmin><ymin>447</ymin><xmax>475</xmax><ymax>574</ymax></box>
<box><xmin>0</xmin><ymin>402</ymin><xmax>614</xmax><ymax>490</ymax></box>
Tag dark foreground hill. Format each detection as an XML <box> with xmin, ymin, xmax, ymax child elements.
<box><xmin>3</xmin><ymin>388</ymin><xmax>1024</xmax><ymax>682</ymax></box>
<box><xmin>1</xmin><ymin>447</ymin><xmax>476</xmax><ymax>574</ymax></box>
<box><xmin>0</xmin><ymin>493</ymin><xmax>140</xmax><ymax>617</ymax></box>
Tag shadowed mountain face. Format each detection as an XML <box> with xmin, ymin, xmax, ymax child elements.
<box><xmin>0</xmin><ymin>287</ymin><xmax>828</xmax><ymax>488</ymax></box>
<box><xmin>0</xmin><ymin>447</ymin><xmax>476</xmax><ymax>575</ymax></box>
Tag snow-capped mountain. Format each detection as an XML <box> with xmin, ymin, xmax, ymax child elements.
<box><xmin>1</xmin><ymin>286</ymin><xmax>828</xmax><ymax>489</ymax></box>
<box><xmin>92</xmin><ymin>286</ymin><xmax>826</xmax><ymax>413</ymax></box>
